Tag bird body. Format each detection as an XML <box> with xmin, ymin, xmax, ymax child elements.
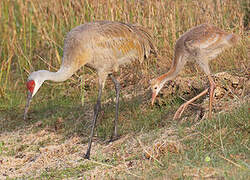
<box><xmin>24</xmin><ymin>21</ymin><xmax>156</xmax><ymax>159</ymax></box>
<box><xmin>61</xmin><ymin>21</ymin><xmax>155</xmax><ymax>80</ymax></box>
<box><xmin>27</xmin><ymin>21</ymin><xmax>156</xmax><ymax>96</ymax></box>
<box><xmin>151</xmin><ymin>23</ymin><xmax>239</xmax><ymax>119</ymax></box>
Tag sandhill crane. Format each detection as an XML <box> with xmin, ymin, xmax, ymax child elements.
<box><xmin>151</xmin><ymin>24</ymin><xmax>239</xmax><ymax>119</ymax></box>
<box><xmin>24</xmin><ymin>21</ymin><xmax>156</xmax><ymax>159</ymax></box>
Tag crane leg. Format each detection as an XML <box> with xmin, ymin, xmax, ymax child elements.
<box><xmin>109</xmin><ymin>74</ymin><xmax>120</xmax><ymax>141</ymax></box>
<box><xmin>207</xmin><ymin>75</ymin><xmax>216</xmax><ymax>119</ymax></box>
<box><xmin>84</xmin><ymin>85</ymin><xmax>103</xmax><ymax>159</ymax></box>
<box><xmin>173</xmin><ymin>88</ymin><xmax>209</xmax><ymax>120</ymax></box>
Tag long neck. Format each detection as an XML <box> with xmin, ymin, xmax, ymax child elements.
<box><xmin>158</xmin><ymin>52</ymin><xmax>185</xmax><ymax>87</ymax></box>
<box><xmin>157</xmin><ymin>67</ymin><xmax>179</xmax><ymax>86</ymax></box>
<box><xmin>41</xmin><ymin>67</ymin><xmax>74</xmax><ymax>82</ymax></box>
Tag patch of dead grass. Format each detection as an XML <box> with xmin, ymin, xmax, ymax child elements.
<box><xmin>0</xmin><ymin>128</ymin><xmax>84</xmax><ymax>178</ymax></box>
<box><xmin>0</xmin><ymin>123</ymin><xmax>181</xmax><ymax>178</ymax></box>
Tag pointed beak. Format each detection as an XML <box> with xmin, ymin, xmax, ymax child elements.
<box><xmin>24</xmin><ymin>91</ymin><xmax>32</xmax><ymax>120</ymax></box>
<box><xmin>151</xmin><ymin>92</ymin><xmax>157</xmax><ymax>106</ymax></box>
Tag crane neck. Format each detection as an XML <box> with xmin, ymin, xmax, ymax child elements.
<box><xmin>157</xmin><ymin>51</ymin><xmax>185</xmax><ymax>87</ymax></box>
<box><xmin>157</xmin><ymin>67</ymin><xmax>178</xmax><ymax>86</ymax></box>
<box><xmin>38</xmin><ymin>67</ymin><xmax>73</xmax><ymax>82</ymax></box>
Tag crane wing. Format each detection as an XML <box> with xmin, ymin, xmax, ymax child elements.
<box><xmin>95</xmin><ymin>21</ymin><xmax>156</xmax><ymax>62</ymax></box>
<box><xmin>183</xmin><ymin>24</ymin><xmax>227</xmax><ymax>51</ymax></box>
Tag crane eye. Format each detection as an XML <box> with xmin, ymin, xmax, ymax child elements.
<box><xmin>154</xmin><ymin>86</ymin><xmax>157</xmax><ymax>90</ymax></box>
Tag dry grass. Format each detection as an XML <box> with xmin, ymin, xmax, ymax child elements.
<box><xmin>0</xmin><ymin>124</ymin><xmax>226</xmax><ymax>179</ymax></box>
<box><xmin>0</xmin><ymin>72</ymin><xmax>249</xmax><ymax>179</ymax></box>
<box><xmin>0</xmin><ymin>0</ymin><xmax>248</xmax><ymax>97</ymax></box>
<box><xmin>0</xmin><ymin>124</ymin><xmax>177</xmax><ymax>178</ymax></box>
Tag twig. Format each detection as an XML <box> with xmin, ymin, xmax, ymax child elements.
<box><xmin>197</xmin><ymin>131</ymin><xmax>220</xmax><ymax>148</ymax></box>
<box><xmin>192</xmin><ymin>110</ymin><xmax>206</xmax><ymax>128</ymax></box>
<box><xmin>241</xmin><ymin>79</ymin><xmax>246</xmax><ymax>98</ymax></box>
<box><xmin>136</xmin><ymin>137</ymin><xmax>164</xmax><ymax>167</ymax></box>
<box><xmin>218</xmin><ymin>154</ymin><xmax>246</xmax><ymax>170</ymax></box>
<box><xmin>226</xmin><ymin>85</ymin><xmax>240</xmax><ymax>101</ymax></box>
<box><xmin>178</xmin><ymin>132</ymin><xmax>200</xmax><ymax>142</ymax></box>
<box><xmin>218</xmin><ymin>118</ymin><xmax>225</xmax><ymax>152</ymax></box>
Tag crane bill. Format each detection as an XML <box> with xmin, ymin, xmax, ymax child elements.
<box><xmin>151</xmin><ymin>92</ymin><xmax>157</xmax><ymax>106</ymax></box>
<box><xmin>24</xmin><ymin>91</ymin><xmax>32</xmax><ymax>120</ymax></box>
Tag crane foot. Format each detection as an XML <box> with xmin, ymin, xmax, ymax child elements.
<box><xmin>105</xmin><ymin>135</ymin><xmax>120</xmax><ymax>144</ymax></box>
<box><xmin>84</xmin><ymin>152</ymin><xmax>90</xmax><ymax>159</ymax></box>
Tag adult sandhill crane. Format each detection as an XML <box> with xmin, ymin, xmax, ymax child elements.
<box><xmin>24</xmin><ymin>21</ymin><xmax>156</xmax><ymax>159</ymax></box>
<box><xmin>151</xmin><ymin>24</ymin><xmax>239</xmax><ymax>119</ymax></box>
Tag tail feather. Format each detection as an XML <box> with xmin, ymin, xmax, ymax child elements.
<box><xmin>132</xmin><ymin>24</ymin><xmax>158</xmax><ymax>59</ymax></box>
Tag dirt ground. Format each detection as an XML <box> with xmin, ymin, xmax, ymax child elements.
<box><xmin>0</xmin><ymin>72</ymin><xmax>249</xmax><ymax>179</ymax></box>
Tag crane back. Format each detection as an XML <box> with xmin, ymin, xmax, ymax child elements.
<box><xmin>61</xmin><ymin>21</ymin><xmax>157</xmax><ymax>75</ymax></box>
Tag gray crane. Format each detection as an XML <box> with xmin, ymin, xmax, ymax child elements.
<box><xmin>24</xmin><ymin>21</ymin><xmax>157</xmax><ymax>159</ymax></box>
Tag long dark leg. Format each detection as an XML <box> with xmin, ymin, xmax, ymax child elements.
<box><xmin>109</xmin><ymin>74</ymin><xmax>120</xmax><ymax>140</ymax></box>
<box><xmin>84</xmin><ymin>84</ymin><xmax>103</xmax><ymax>159</ymax></box>
<box><xmin>207</xmin><ymin>75</ymin><xmax>216</xmax><ymax>119</ymax></box>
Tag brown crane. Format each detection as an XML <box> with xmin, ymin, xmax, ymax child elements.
<box><xmin>151</xmin><ymin>24</ymin><xmax>239</xmax><ymax>119</ymax></box>
<box><xmin>24</xmin><ymin>21</ymin><xmax>156</xmax><ymax>159</ymax></box>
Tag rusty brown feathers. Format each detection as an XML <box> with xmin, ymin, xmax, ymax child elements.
<box><xmin>154</xmin><ymin>23</ymin><xmax>239</xmax><ymax>84</ymax></box>
<box><xmin>150</xmin><ymin>23</ymin><xmax>240</xmax><ymax>119</ymax></box>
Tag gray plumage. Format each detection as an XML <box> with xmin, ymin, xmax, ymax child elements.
<box><xmin>24</xmin><ymin>21</ymin><xmax>157</xmax><ymax>159</ymax></box>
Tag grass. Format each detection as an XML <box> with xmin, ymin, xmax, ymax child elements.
<box><xmin>4</xmin><ymin>104</ymin><xmax>247</xmax><ymax>179</ymax></box>
<box><xmin>0</xmin><ymin>0</ymin><xmax>249</xmax><ymax>179</ymax></box>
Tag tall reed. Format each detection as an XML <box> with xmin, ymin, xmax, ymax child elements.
<box><xmin>0</xmin><ymin>0</ymin><xmax>247</xmax><ymax>103</ymax></box>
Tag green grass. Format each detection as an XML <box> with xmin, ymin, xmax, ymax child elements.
<box><xmin>38</xmin><ymin>163</ymin><xmax>97</xmax><ymax>179</ymax></box>
<box><xmin>9</xmin><ymin>103</ymin><xmax>247</xmax><ymax>179</ymax></box>
<box><xmin>0</xmin><ymin>84</ymin><xmax>249</xmax><ymax>179</ymax></box>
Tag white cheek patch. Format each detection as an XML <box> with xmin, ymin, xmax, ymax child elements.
<box><xmin>32</xmin><ymin>84</ymin><xmax>39</xmax><ymax>97</ymax></box>
<box><xmin>156</xmin><ymin>83</ymin><xmax>164</xmax><ymax>95</ymax></box>
<box><xmin>31</xmin><ymin>80</ymin><xmax>44</xmax><ymax>97</ymax></box>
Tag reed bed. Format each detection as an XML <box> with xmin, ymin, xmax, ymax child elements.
<box><xmin>0</xmin><ymin>0</ymin><xmax>248</xmax><ymax>103</ymax></box>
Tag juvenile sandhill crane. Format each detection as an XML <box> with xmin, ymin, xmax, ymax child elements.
<box><xmin>151</xmin><ymin>24</ymin><xmax>239</xmax><ymax>119</ymax></box>
<box><xmin>24</xmin><ymin>21</ymin><xmax>156</xmax><ymax>159</ymax></box>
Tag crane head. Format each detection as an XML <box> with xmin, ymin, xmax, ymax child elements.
<box><xmin>150</xmin><ymin>78</ymin><xmax>164</xmax><ymax>106</ymax></box>
<box><xmin>24</xmin><ymin>80</ymin><xmax>34</xmax><ymax>120</ymax></box>
<box><xmin>24</xmin><ymin>71</ymin><xmax>45</xmax><ymax>120</ymax></box>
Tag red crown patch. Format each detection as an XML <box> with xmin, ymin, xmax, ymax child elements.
<box><xmin>27</xmin><ymin>80</ymin><xmax>35</xmax><ymax>93</ymax></box>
